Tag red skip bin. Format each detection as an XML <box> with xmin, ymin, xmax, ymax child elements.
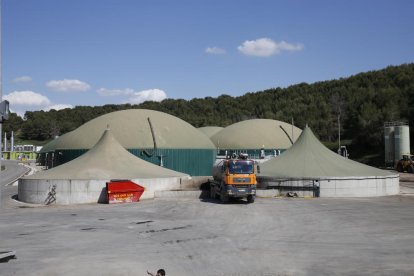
<box><xmin>106</xmin><ymin>180</ymin><xmax>145</xmax><ymax>204</ymax></box>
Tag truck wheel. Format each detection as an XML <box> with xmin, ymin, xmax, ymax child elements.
<box><xmin>409</xmin><ymin>165</ymin><xmax>414</xmax><ymax>173</ymax></box>
<box><xmin>210</xmin><ymin>186</ymin><xmax>216</xmax><ymax>199</ymax></box>
<box><xmin>247</xmin><ymin>195</ymin><xmax>255</xmax><ymax>203</ymax></box>
<box><xmin>220</xmin><ymin>190</ymin><xmax>229</xmax><ymax>203</ymax></box>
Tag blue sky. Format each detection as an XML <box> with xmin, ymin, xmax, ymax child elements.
<box><xmin>2</xmin><ymin>0</ymin><xmax>414</xmax><ymax>116</ymax></box>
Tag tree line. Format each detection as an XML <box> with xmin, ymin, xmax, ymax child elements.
<box><xmin>3</xmin><ymin>63</ymin><xmax>414</xmax><ymax>163</ymax></box>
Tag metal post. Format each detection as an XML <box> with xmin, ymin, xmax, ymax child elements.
<box><xmin>11</xmin><ymin>131</ymin><xmax>13</xmax><ymax>151</ymax></box>
<box><xmin>0</xmin><ymin>0</ymin><xmax>3</xmax><ymax>207</ymax></box>
<box><xmin>338</xmin><ymin>114</ymin><xmax>341</xmax><ymax>154</ymax></box>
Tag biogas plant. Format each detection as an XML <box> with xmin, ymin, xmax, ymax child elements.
<box><xmin>17</xmin><ymin>109</ymin><xmax>399</xmax><ymax>205</ymax></box>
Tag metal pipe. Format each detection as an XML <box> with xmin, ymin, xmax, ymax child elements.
<box><xmin>11</xmin><ymin>131</ymin><xmax>14</xmax><ymax>152</ymax></box>
<box><xmin>279</xmin><ymin>125</ymin><xmax>294</xmax><ymax>145</ymax></box>
<box><xmin>141</xmin><ymin>117</ymin><xmax>157</xmax><ymax>157</ymax></box>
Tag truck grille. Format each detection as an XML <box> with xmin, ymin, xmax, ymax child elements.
<box><xmin>232</xmin><ymin>185</ymin><xmax>251</xmax><ymax>188</ymax></box>
<box><xmin>232</xmin><ymin>178</ymin><xmax>251</xmax><ymax>183</ymax></box>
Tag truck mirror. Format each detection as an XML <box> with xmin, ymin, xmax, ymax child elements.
<box><xmin>257</xmin><ymin>165</ymin><xmax>260</xmax><ymax>173</ymax></box>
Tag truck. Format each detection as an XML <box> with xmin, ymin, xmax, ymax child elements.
<box><xmin>209</xmin><ymin>153</ymin><xmax>258</xmax><ymax>203</ymax></box>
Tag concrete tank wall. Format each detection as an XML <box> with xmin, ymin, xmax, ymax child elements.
<box><xmin>18</xmin><ymin>176</ymin><xmax>189</xmax><ymax>205</ymax></box>
<box><xmin>258</xmin><ymin>175</ymin><xmax>399</xmax><ymax>197</ymax></box>
<box><xmin>319</xmin><ymin>176</ymin><xmax>399</xmax><ymax>197</ymax></box>
<box><xmin>394</xmin><ymin>125</ymin><xmax>410</xmax><ymax>162</ymax></box>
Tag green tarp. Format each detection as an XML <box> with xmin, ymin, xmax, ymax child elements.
<box><xmin>26</xmin><ymin>129</ymin><xmax>187</xmax><ymax>180</ymax></box>
<box><xmin>259</xmin><ymin>126</ymin><xmax>396</xmax><ymax>178</ymax></box>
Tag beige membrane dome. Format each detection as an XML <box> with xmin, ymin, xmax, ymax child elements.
<box><xmin>198</xmin><ymin>126</ymin><xmax>224</xmax><ymax>138</ymax></box>
<box><xmin>41</xmin><ymin>109</ymin><xmax>215</xmax><ymax>151</ymax></box>
<box><xmin>210</xmin><ymin>119</ymin><xmax>302</xmax><ymax>149</ymax></box>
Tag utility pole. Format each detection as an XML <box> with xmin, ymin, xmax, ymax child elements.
<box><xmin>0</xmin><ymin>0</ymin><xmax>3</xmax><ymax>170</ymax></box>
<box><xmin>337</xmin><ymin>114</ymin><xmax>341</xmax><ymax>154</ymax></box>
<box><xmin>0</xmin><ymin>0</ymin><xmax>3</xmax><ymax>207</ymax></box>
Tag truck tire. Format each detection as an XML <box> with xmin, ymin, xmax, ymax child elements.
<box><xmin>210</xmin><ymin>185</ymin><xmax>217</xmax><ymax>199</ymax></box>
<box><xmin>220</xmin><ymin>189</ymin><xmax>229</xmax><ymax>203</ymax></box>
<box><xmin>247</xmin><ymin>195</ymin><xmax>255</xmax><ymax>203</ymax></box>
<box><xmin>409</xmin><ymin>165</ymin><xmax>414</xmax><ymax>173</ymax></box>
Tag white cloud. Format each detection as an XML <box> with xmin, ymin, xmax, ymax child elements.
<box><xmin>97</xmin><ymin>87</ymin><xmax>167</xmax><ymax>104</ymax></box>
<box><xmin>46</xmin><ymin>79</ymin><xmax>91</xmax><ymax>92</ymax></box>
<box><xmin>12</xmin><ymin>76</ymin><xmax>33</xmax><ymax>83</ymax></box>
<box><xmin>97</xmin><ymin>88</ymin><xmax>136</xmax><ymax>96</ymax></box>
<box><xmin>206</xmin><ymin>47</ymin><xmax>226</xmax><ymax>55</ymax></box>
<box><xmin>43</xmin><ymin>104</ymin><xmax>74</xmax><ymax>111</ymax></box>
<box><xmin>126</xmin><ymin>89</ymin><xmax>167</xmax><ymax>104</ymax></box>
<box><xmin>237</xmin><ymin>38</ymin><xmax>303</xmax><ymax>57</ymax></box>
<box><xmin>3</xmin><ymin>91</ymin><xmax>73</xmax><ymax>118</ymax></box>
<box><xmin>3</xmin><ymin>91</ymin><xmax>51</xmax><ymax>106</ymax></box>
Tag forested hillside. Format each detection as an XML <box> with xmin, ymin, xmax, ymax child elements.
<box><xmin>3</xmin><ymin>63</ymin><xmax>414</xmax><ymax>163</ymax></box>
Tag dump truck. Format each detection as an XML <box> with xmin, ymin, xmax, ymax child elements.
<box><xmin>209</xmin><ymin>153</ymin><xmax>258</xmax><ymax>203</ymax></box>
<box><xmin>395</xmin><ymin>154</ymin><xmax>414</xmax><ymax>173</ymax></box>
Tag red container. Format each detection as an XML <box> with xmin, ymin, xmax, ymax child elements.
<box><xmin>106</xmin><ymin>180</ymin><xmax>145</xmax><ymax>204</ymax></box>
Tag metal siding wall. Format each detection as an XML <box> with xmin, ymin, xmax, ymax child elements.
<box><xmin>129</xmin><ymin>148</ymin><xmax>215</xmax><ymax>176</ymax></box>
<box><xmin>218</xmin><ymin>149</ymin><xmax>286</xmax><ymax>159</ymax></box>
<box><xmin>55</xmin><ymin>149</ymin><xmax>87</xmax><ymax>166</ymax></box>
<box><xmin>53</xmin><ymin>148</ymin><xmax>215</xmax><ymax>176</ymax></box>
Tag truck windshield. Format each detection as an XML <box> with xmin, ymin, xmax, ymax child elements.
<box><xmin>228</xmin><ymin>162</ymin><xmax>254</xmax><ymax>174</ymax></box>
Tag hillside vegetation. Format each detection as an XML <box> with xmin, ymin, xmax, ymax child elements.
<box><xmin>3</xmin><ymin>63</ymin><xmax>414</xmax><ymax>164</ymax></box>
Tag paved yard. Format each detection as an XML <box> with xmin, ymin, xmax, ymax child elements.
<box><xmin>1</xmin><ymin>182</ymin><xmax>414</xmax><ymax>276</ymax></box>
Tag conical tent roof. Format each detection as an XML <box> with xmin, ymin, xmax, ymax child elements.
<box><xmin>26</xmin><ymin>128</ymin><xmax>187</xmax><ymax>180</ymax></box>
<box><xmin>259</xmin><ymin>126</ymin><xmax>396</xmax><ymax>178</ymax></box>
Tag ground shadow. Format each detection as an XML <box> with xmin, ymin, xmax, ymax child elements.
<box><xmin>98</xmin><ymin>187</ymin><xmax>108</xmax><ymax>204</ymax></box>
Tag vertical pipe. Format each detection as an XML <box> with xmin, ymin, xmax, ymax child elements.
<box><xmin>0</xmin><ymin>0</ymin><xmax>3</xmax><ymax>206</ymax></box>
<box><xmin>338</xmin><ymin>114</ymin><xmax>341</xmax><ymax>154</ymax></box>
<box><xmin>11</xmin><ymin>131</ymin><xmax>13</xmax><ymax>152</ymax></box>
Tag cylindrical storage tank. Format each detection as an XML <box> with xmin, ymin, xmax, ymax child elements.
<box><xmin>394</xmin><ymin>125</ymin><xmax>410</xmax><ymax>162</ymax></box>
<box><xmin>384</xmin><ymin>126</ymin><xmax>395</xmax><ymax>166</ymax></box>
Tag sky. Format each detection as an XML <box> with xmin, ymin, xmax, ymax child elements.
<box><xmin>2</xmin><ymin>0</ymin><xmax>414</xmax><ymax>117</ymax></box>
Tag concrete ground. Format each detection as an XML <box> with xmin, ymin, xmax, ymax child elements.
<box><xmin>1</xmin><ymin>164</ymin><xmax>414</xmax><ymax>275</ymax></box>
